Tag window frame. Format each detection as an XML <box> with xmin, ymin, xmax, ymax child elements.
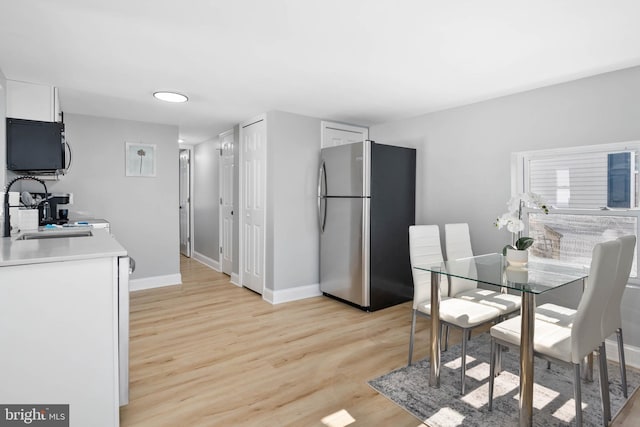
<box><xmin>512</xmin><ymin>141</ymin><xmax>640</xmax><ymax>288</ymax></box>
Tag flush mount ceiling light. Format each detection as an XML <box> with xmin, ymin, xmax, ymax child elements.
<box><xmin>153</xmin><ymin>91</ymin><xmax>188</xmax><ymax>103</ymax></box>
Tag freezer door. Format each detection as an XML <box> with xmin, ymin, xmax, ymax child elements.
<box><xmin>320</xmin><ymin>141</ymin><xmax>370</xmax><ymax>197</ymax></box>
<box><xmin>320</xmin><ymin>197</ymin><xmax>370</xmax><ymax>307</ymax></box>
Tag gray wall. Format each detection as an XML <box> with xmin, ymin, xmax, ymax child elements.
<box><xmin>265</xmin><ymin>110</ymin><xmax>321</xmax><ymax>291</ymax></box>
<box><xmin>370</xmin><ymin>65</ymin><xmax>640</xmax><ymax>346</ymax></box>
<box><xmin>38</xmin><ymin>113</ymin><xmax>181</xmax><ymax>281</ymax></box>
<box><xmin>193</xmin><ymin>138</ymin><xmax>219</xmax><ymax>261</ymax></box>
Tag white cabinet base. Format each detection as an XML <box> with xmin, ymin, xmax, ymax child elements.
<box><xmin>0</xmin><ymin>257</ymin><xmax>119</xmax><ymax>426</ymax></box>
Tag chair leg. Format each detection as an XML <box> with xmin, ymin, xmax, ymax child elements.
<box><xmin>408</xmin><ymin>310</ymin><xmax>417</xmax><ymax>366</ymax></box>
<box><xmin>489</xmin><ymin>337</ymin><xmax>496</xmax><ymax>411</ymax></box>
<box><xmin>599</xmin><ymin>343</ymin><xmax>612</xmax><ymax>424</ymax></box>
<box><xmin>460</xmin><ymin>328</ymin><xmax>468</xmax><ymax>395</ymax></box>
<box><xmin>443</xmin><ymin>325</ymin><xmax>450</xmax><ymax>352</ymax></box>
<box><xmin>582</xmin><ymin>353</ymin><xmax>594</xmax><ymax>383</ymax></box>
<box><xmin>617</xmin><ymin>328</ymin><xmax>628</xmax><ymax>398</ymax></box>
<box><xmin>573</xmin><ymin>363</ymin><xmax>583</xmax><ymax>427</ymax></box>
<box><xmin>495</xmin><ymin>343</ymin><xmax>502</xmax><ymax>375</ymax></box>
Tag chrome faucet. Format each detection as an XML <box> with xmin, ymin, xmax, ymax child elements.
<box><xmin>3</xmin><ymin>176</ymin><xmax>49</xmax><ymax>237</ymax></box>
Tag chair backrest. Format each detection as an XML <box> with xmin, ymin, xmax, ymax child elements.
<box><xmin>444</xmin><ymin>223</ymin><xmax>477</xmax><ymax>296</ymax></box>
<box><xmin>571</xmin><ymin>239</ymin><xmax>621</xmax><ymax>363</ymax></box>
<box><xmin>601</xmin><ymin>235</ymin><xmax>636</xmax><ymax>338</ymax></box>
<box><xmin>409</xmin><ymin>225</ymin><xmax>448</xmax><ymax>309</ymax></box>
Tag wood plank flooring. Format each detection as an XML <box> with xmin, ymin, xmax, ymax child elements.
<box><xmin>120</xmin><ymin>256</ymin><xmax>639</xmax><ymax>427</ymax></box>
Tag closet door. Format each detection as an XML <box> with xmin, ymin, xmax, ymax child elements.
<box><xmin>239</xmin><ymin>116</ymin><xmax>266</xmax><ymax>294</ymax></box>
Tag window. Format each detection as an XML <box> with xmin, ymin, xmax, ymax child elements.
<box><xmin>514</xmin><ymin>141</ymin><xmax>640</xmax><ymax>284</ymax></box>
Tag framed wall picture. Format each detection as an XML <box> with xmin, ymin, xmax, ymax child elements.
<box><xmin>126</xmin><ymin>143</ymin><xmax>156</xmax><ymax>177</ymax></box>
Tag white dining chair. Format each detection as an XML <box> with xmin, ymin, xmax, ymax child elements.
<box><xmin>409</xmin><ymin>225</ymin><xmax>504</xmax><ymax>394</ymax></box>
<box><xmin>488</xmin><ymin>239</ymin><xmax>621</xmax><ymax>427</ymax></box>
<box><xmin>441</xmin><ymin>223</ymin><xmax>521</xmax><ymax>352</ymax></box>
<box><xmin>444</xmin><ymin>223</ymin><xmax>521</xmax><ymax>313</ymax></box>
<box><xmin>535</xmin><ymin>235</ymin><xmax>635</xmax><ymax>404</ymax></box>
<box><xmin>602</xmin><ymin>235</ymin><xmax>635</xmax><ymax>401</ymax></box>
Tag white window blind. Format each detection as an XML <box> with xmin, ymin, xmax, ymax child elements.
<box><xmin>528</xmin><ymin>152</ymin><xmax>608</xmax><ymax>209</ymax></box>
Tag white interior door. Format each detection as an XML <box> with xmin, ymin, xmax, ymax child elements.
<box><xmin>321</xmin><ymin>121</ymin><xmax>368</xmax><ymax>148</ymax></box>
<box><xmin>240</xmin><ymin>117</ymin><xmax>266</xmax><ymax>294</ymax></box>
<box><xmin>219</xmin><ymin>129</ymin><xmax>234</xmax><ymax>276</ymax></box>
<box><xmin>179</xmin><ymin>149</ymin><xmax>191</xmax><ymax>257</ymax></box>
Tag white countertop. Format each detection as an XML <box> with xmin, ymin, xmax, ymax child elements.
<box><xmin>0</xmin><ymin>227</ymin><xmax>127</xmax><ymax>267</ymax></box>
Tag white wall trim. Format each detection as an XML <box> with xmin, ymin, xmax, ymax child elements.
<box><xmin>230</xmin><ymin>273</ymin><xmax>241</xmax><ymax>287</ymax></box>
<box><xmin>130</xmin><ymin>273</ymin><xmax>182</xmax><ymax>292</ymax></box>
<box><xmin>262</xmin><ymin>283</ymin><xmax>322</xmax><ymax>305</ymax></box>
<box><xmin>192</xmin><ymin>251</ymin><xmax>220</xmax><ymax>271</ymax></box>
<box><xmin>605</xmin><ymin>338</ymin><xmax>640</xmax><ymax>370</ymax></box>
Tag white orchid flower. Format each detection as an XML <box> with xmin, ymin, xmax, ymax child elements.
<box><xmin>507</xmin><ymin>218</ymin><xmax>525</xmax><ymax>233</ymax></box>
<box><xmin>495</xmin><ymin>213</ymin><xmax>514</xmax><ymax>229</ymax></box>
<box><xmin>494</xmin><ymin>192</ymin><xmax>549</xmax><ymax>251</ymax></box>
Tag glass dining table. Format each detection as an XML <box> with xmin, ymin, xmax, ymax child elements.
<box><xmin>414</xmin><ymin>253</ymin><xmax>589</xmax><ymax>427</ymax></box>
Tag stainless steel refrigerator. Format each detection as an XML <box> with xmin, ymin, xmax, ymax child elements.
<box><xmin>318</xmin><ymin>140</ymin><xmax>416</xmax><ymax>311</ymax></box>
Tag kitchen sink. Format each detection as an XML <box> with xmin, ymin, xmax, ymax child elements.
<box><xmin>16</xmin><ymin>230</ymin><xmax>93</xmax><ymax>240</ymax></box>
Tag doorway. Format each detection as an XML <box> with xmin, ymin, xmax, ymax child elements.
<box><xmin>179</xmin><ymin>148</ymin><xmax>192</xmax><ymax>257</ymax></box>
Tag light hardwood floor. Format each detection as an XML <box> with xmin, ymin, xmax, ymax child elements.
<box><xmin>120</xmin><ymin>256</ymin><xmax>639</xmax><ymax>427</ymax></box>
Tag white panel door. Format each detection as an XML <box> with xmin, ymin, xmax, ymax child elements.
<box><xmin>240</xmin><ymin>118</ymin><xmax>266</xmax><ymax>294</ymax></box>
<box><xmin>179</xmin><ymin>149</ymin><xmax>191</xmax><ymax>257</ymax></box>
<box><xmin>321</xmin><ymin>121</ymin><xmax>368</xmax><ymax>148</ymax></box>
<box><xmin>219</xmin><ymin>129</ymin><xmax>234</xmax><ymax>275</ymax></box>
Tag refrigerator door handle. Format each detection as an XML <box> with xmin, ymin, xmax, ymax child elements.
<box><xmin>317</xmin><ymin>160</ymin><xmax>327</xmax><ymax>232</ymax></box>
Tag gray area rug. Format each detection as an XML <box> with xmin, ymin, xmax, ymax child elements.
<box><xmin>369</xmin><ymin>333</ymin><xmax>639</xmax><ymax>426</ymax></box>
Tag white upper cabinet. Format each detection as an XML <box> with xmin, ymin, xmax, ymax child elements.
<box><xmin>6</xmin><ymin>80</ymin><xmax>62</xmax><ymax>122</ymax></box>
<box><xmin>321</xmin><ymin>121</ymin><xmax>368</xmax><ymax>148</ymax></box>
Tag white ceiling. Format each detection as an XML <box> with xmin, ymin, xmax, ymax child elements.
<box><xmin>1</xmin><ymin>0</ymin><xmax>640</xmax><ymax>144</ymax></box>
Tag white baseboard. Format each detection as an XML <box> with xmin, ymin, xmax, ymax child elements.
<box><xmin>192</xmin><ymin>251</ymin><xmax>220</xmax><ymax>271</ymax></box>
<box><xmin>230</xmin><ymin>273</ymin><xmax>241</xmax><ymax>287</ymax></box>
<box><xmin>130</xmin><ymin>273</ymin><xmax>182</xmax><ymax>291</ymax></box>
<box><xmin>605</xmin><ymin>338</ymin><xmax>640</xmax><ymax>369</ymax></box>
<box><xmin>263</xmin><ymin>283</ymin><xmax>322</xmax><ymax>305</ymax></box>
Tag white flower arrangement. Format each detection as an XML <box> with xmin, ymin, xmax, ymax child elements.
<box><xmin>495</xmin><ymin>192</ymin><xmax>549</xmax><ymax>253</ymax></box>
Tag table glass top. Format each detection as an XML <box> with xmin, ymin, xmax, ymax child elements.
<box><xmin>414</xmin><ymin>253</ymin><xmax>589</xmax><ymax>294</ymax></box>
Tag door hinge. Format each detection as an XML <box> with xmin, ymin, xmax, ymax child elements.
<box><xmin>220</xmin><ymin>246</ymin><xmax>223</xmax><ymax>253</ymax></box>
<box><xmin>220</xmin><ymin>197</ymin><xmax>223</xmax><ymax>205</ymax></box>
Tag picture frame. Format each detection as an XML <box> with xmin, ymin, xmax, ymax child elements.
<box><xmin>126</xmin><ymin>142</ymin><xmax>156</xmax><ymax>177</ymax></box>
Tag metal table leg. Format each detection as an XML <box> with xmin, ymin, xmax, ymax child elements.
<box><xmin>429</xmin><ymin>268</ymin><xmax>441</xmax><ymax>387</ymax></box>
<box><xmin>519</xmin><ymin>292</ymin><xmax>535</xmax><ymax>427</ymax></box>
